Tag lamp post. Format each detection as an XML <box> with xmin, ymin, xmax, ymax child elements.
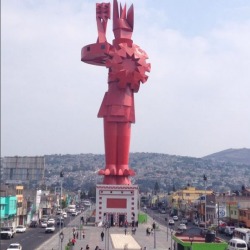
<box><xmin>189</xmin><ymin>236</ymin><xmax>194</xmax><ymax>250</ymax></box>
<box><xmin>103</xmin><ymin>213</ymin><xmax>110</xmax><ymax>250</ymax></box>
<box><xmin>59</xmin><ymin>231</ymin><xmax>64</xmax><ymax>250</ymax></box>
<box><xmin>170</xmin><ymin>227</ymin><xmax>174</xmax><ymax>250</ymax></box>
<box><xmin>58</xmin><ymin>170</ymin><xmax>64</xmax><ymax>250</ymax></box>
<box><xmin>203</xmin><ymin>174</ymin><xmax>207</xmax><ymax>229</ymax></box>
<box><xmin>152</xmin><ymin>221</ymin><xmax>156</xmax><ymax>249</ymax></box>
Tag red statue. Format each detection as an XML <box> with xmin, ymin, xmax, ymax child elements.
<box><xmin>81</xmin><ymin>0</ymin><xmax>150</xmax><ymax>185</ymax></box>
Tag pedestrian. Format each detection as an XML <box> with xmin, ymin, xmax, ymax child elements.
<box><xmin>71</xmin><ymin>238</ymin><xmax>76</xmax><ymax>246</ymax></box>
<box><xmin>101</xmin><ymin>231</ymin><xmax>104</xmax><ymax>241</ymax></box>
<box><xmin>124</xmin><ymin>228</ymin><xmax>127</xmax><ymax>235</ymax></box>
<box><xmin>95</xmin><ymin>246</ymin><xmax>99</xmax><ymax>250</ymax></box>
<box><xmin>86</xmin><ymin>244</ymin><xmax>90</xmax><ymax>250</ymax></box>
<box><xmin>76</xmin><ymin>231</ymin><xmax>79</xmax><ymax>239</ymax></box>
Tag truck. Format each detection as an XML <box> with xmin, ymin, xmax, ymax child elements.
<box><xmin>67</xmin><ymin>204</ymin><xmax>76</xmax><ymax>213</ymax></box>
<box><xmin>0</xmin><ymin>227</ymin><xmax>15</xmax><ymax>239</ymax></box>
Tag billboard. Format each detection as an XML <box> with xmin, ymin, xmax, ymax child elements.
<box><xmin>2</xmin><ymin>156</ymin><xmax>45</xmax><ymax>185</ymax></box>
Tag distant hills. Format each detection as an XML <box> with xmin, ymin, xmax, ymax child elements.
<box><xmin>203</xmin><ymin>148</ymin><xmax>250</xmax><ymax>165</ymax></box>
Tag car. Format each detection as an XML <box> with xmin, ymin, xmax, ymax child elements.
<box><xmin>178</xmin><ymin>224</ymin><xmax>187</xmax><ymax>231</ymax></box>
<box><xmin>15</xmin><ymin>225</ymin><xmax>26</xmax><ymax>233</ymax></box>
<box><xmin>193</xmin><ymin>220</ymin><xmax>199</xmax><ymax>226</ymax></box>
<box><xmin>6</xmin><ymin>243</ymin><xmax>22</xmax><ymax>250</ymax></box>
<box><xmin>0</xmin><ymin>227</ymin><xmax>15</xmax><ymax>239</ymax></box>
<box><xmin>199</xmin><ymin>222</ymin><xmax>206</xmax><ymax>228</ymax></box>
<box><xmin>181</xmin><ymin>218</ymin><xmax>188</xmax><ymax>225</ymax></box>
<box><xmin>71</xmin><ymin>211</ymin><xmax>77</xmax><ymax>216</ymax></box>
<box><xmin>40</xmin><ymin>221</ymin><xmax>48</xmax><ymax>228</ymax></box>
<box><xmin>160</xmin><ymin>209</ymin><xmax>167</xmax><ymax>214</ymax></box>
<box><xmin>168</xmin><ymin>219</ymin><xmax>175</xmax><ymax>226</ymax></box>
<box><xmin>173</xmin><ymin>216</ymin><xmax>178</xmax><ymax>221</ymax></box>
<box><xmin>62</xmin><ymin>212</ymin><xmax>67</xmax><ymax>218</ymax></box>
<box><xmin>47</xmin><ymin>218</ymin><xmax>55</xmax><ymax>224</ymax></box>
<box><xmin>225</xmin><ymin>226</ymin><xmax>235</xmax><ymax>236</ymax></box>
<box><xmin>57</xmin><ymin>218</ymin><xmax>64</xmax><ymax>226</ymax></box>
<box><xmin>45</xmin><ymin>224</ymin><xmax>55</xmax><ymax>233</ymax></box>
<box><xmin>29</xmin><ymin>220</ymin><xmax>38</xmax><ymax>228</ymax></box>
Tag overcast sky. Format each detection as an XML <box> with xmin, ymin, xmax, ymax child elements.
<box><xmin>2</xmin><ymin>0</ymin><xmax>250</xmax><ymax>158</ymax></box>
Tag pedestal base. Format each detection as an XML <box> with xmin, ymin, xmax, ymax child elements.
<box><xmin>96</xmin><ymin>184</ymin><xmax>139</xmax><ymax>227</ymax></box>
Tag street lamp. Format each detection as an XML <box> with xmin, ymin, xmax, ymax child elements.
<box><xmin>170</xmin><ymin>227</ymin><xmax>174</xmax><ymax>250</ymax></box>
<box><xmin>152</xmin><ymin>221</ymin><xmax>156</xmax><ymax>249</ymax></box>
<box><xmin>189</xmin><ymin>236</ymin><xmax>194</xmax><ymax>250</ymax></box>
<box><xmin>203</xmin><ymin>174</ymin><xmax>207</xmax><ymax>229</ymax></box>
<box><xmin>58</xmin><ymin>170</ymin><xmax>64</xmax><ymax>250</ymax></box>
<box><xmin>103</xmin><ymin>213</ymin><xmax>110</xmax><ymax>250</ymax></box>
<box><xmin>59</xmin><ymin>231</ymin><xmax>64</xmax><ymax>250</ymax></box>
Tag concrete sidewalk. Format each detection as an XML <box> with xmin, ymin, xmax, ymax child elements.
<box><xmin>36</xmin><ymin>213</ymin><xmax>173</xmax><ymax>250</ymax></box>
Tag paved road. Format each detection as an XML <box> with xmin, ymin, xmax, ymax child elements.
<box><xmin>0</xmin><ymin>214</ymin><xmax>74</xmax><ymax>250</ymax></box>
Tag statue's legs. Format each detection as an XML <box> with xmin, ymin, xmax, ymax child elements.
<box><xmin>103</xmin><ymin>119</ymin><xmax>131</xmax><ymax>185</ymax></box>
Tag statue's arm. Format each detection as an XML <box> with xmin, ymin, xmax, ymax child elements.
<box><xmin>81</xmin><ymin>3</ymin><xmax>111</xmax><ymax>66</ymax></box>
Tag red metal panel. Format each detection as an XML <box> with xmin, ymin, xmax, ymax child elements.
<box><xmin>107</xmin><ymin>198</ymin><xmax>127</xmax><ymax>208</ymax></box>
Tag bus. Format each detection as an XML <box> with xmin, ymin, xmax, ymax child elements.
<box><xmin>233</xmin><ymin>228</ymin><xmax>250</xmax><ymax>249</ymax></box>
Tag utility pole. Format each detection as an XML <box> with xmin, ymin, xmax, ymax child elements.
<box><xmin>58</xmin><ymin>170</ymin><xmax>64</xmax><ymax>250</ymax></box>
<box><xmin>203</xmin><ymin>174</ymin><xmax>207</xmax><ymax>229</ymax></box>
<box><xmin>153</xmin><ymin>221</ymin><xmax>156</xmax><ymax>249</ymax></box>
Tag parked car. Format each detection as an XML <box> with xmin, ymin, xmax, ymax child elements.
<box><xmin>168</xmin><ymin>219</ymin><xmax>175</xmax><ymax>226</ymax></box>
<box><xmin>199</xmin><ymin>222</ymin><xmax>206</xmax><ymax>228</ymax></box>
<box><xmin>62</xmin><ymin>212</ymin><xmax>67</xmax><ymax>218</ymax></box>
<box><xmin>15</xmin><ymin>225</ymin><xmax>26</xmax><ymax>233</ymax></box>
<box><xmin>225</xmin><ymin>226</ymin><xmax>235</xmax><ymax>236</ymax></box>
<box><xmin>29</xmin><ymin>220</ymin><xmax>38</xmax><ymax>228</ymax></box>
<box><xmin>0</xmin><ymin>227</ymin><xmax>15</xmax><ymax>239</ymax></box>
<box><xmin>6</xmin><ymin>243</ymin><xmax>22</xmax><ymax>250</ymax></box>
<box><xmin>40</xmin><ymin>221</ymin><xmax>48</xmax><ymax>228</ymax></box>
<box><xmin>45</xmin><ymin>224</ymin><xmax>55</xmax><ymax>233</ymax></box>
<box><xmin>178</xmin><ymin>224</ymin><xmax>187</xmax><ymax>231</ymax></box>
<box><xmin>181</xmin><ymin>218</ymin><xmax>188</xmax><ymax>225</ymax></box>
<box><xmin>173</xmin><ymin>216</ymin><xmax>178</xmax><ymax>221</ymax></box>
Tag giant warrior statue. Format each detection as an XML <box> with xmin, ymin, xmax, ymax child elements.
<box><xmin>81</xmin><ymin>0</ymin><xmax>151</xmax><ymax>185</ymax></box>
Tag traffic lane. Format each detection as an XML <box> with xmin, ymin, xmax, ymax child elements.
<box><xmin>0</xmin><ymin>223</ymin><xmax>67</xmax><ymax>250</ymax></box>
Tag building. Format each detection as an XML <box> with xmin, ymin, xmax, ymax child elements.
<box><xmin>170</xmin><ymin>186</ymin><xmax>213</xmax><ymax>208</ymax></box>
<box><xmin>2</xmin><ymin>156</ymin><xmax>45</xmax><ymax>187</ymax></box>
<box><xmin>0</xmin><ymin>186</ymin><xmax>17</xmax><ymax>227</ymax></box>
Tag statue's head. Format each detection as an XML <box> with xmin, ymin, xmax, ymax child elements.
<box><xmin>113</xmin><ymin>0</ymin><xmax>134</xmax><ymax>40</ymax></box>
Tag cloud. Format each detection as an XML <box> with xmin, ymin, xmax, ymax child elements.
<box><xmin>1</xmin><ymin>0</ymin><xmax>250</xmax><ymax>157</ymax></box>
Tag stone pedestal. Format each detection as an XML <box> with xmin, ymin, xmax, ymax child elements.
<box><xmin>96</xmin><ymin>184</ymin><xmax>139</xmax><ymax>226</ymax></box>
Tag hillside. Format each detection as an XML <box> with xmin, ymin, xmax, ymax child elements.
<box><xmin>203</xmin><ymin>148</ymin><xmax>250</xmax><ymax>165</ymax></box>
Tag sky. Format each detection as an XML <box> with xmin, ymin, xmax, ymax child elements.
<box><xmin>1</xmin><ymin>0</ymin><xmax>250</xmax><ymax>158</ymax></box>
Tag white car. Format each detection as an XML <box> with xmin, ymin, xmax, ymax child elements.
<box><xmin>40</xmin><ymin>221</ymin><xmax>48</xmax><ymax>228</ymax></box>
<box><xmin>15</xmin><ymin>225</ymin><xmax>26</xmax><ymax>233</ymax></box>
<box><xmin>7</xmin><ymin>243</ymin><xmax>22</xmax><ymax>250</ymax></box>
<box><xmin>47</xmin><ymin>218</ymin><xmax>55</xmax><ymax>224</ymax></box>
<box><xmin>45</xmin><ymin>224</ymin><xmax>55</xmax><ymax>233</ymax></box>
<box><xmin>173</xmin><ymin>216</ymin><xmax>178</xmax><ymax>221</ymax></box>
<box><xmin>62</xmin><ymin>212</ymin><xmax>67</xmax><ymax>218</ymax></box>
<box><xmin>178</xmin><ymin>224</ymin><xmax>187</xmax><ymax>230</ymax></box>
<box><xmin>168</xmin><ymin>219</ymin><xmax>175</xmax><ymax>226</ymax></box>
